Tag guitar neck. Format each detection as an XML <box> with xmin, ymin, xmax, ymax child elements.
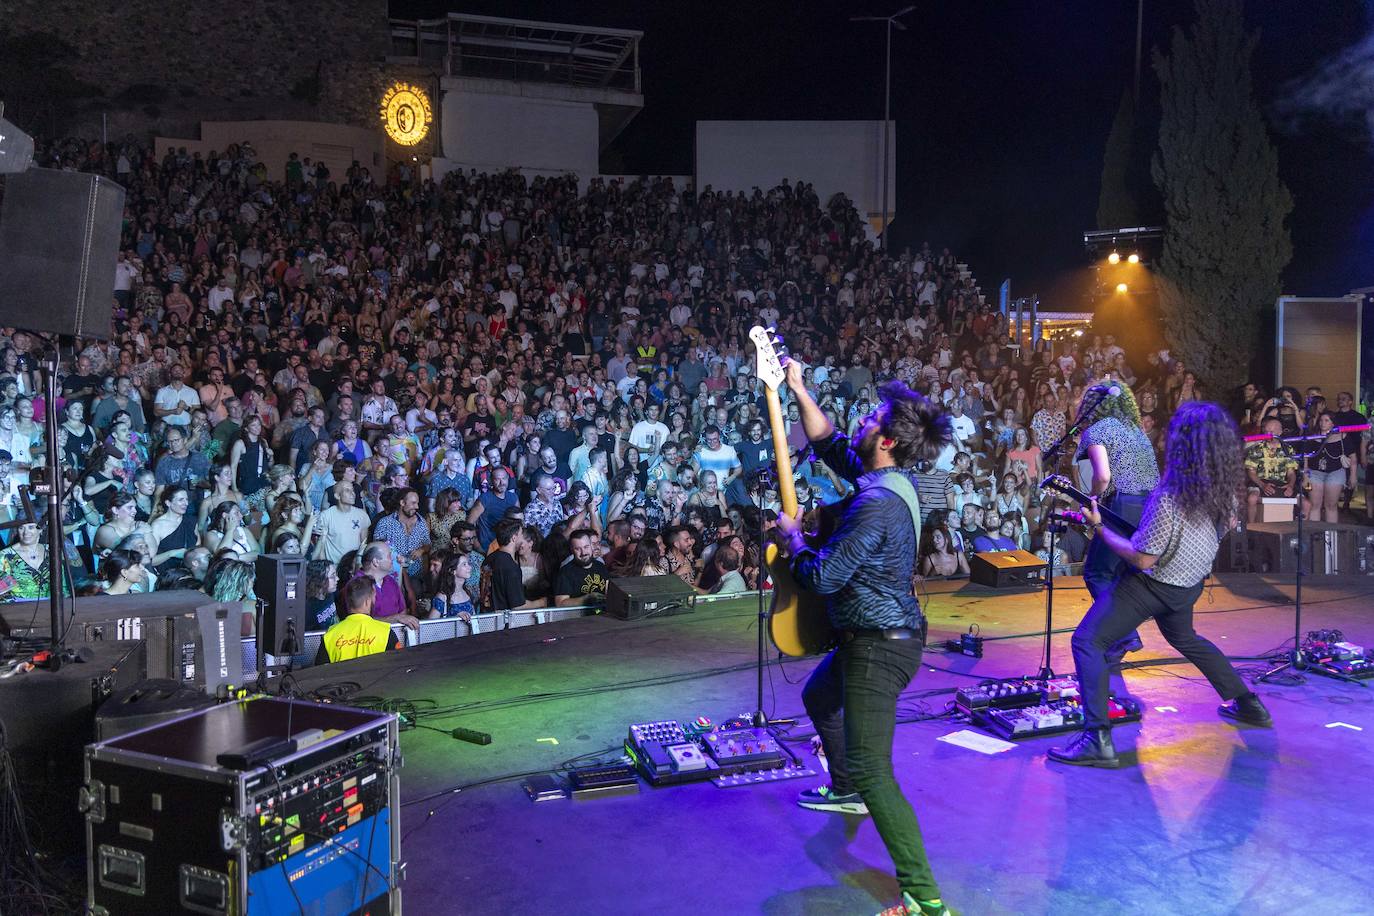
<box><xmin>1046</xmin><ymin>481</ymin><xmax>1137</xmax><ymax>536</ymax></box>
<box><xmin>764</xmin><ymin>387</ymin><xmax>797</xmax><ymax>516</ymax></box>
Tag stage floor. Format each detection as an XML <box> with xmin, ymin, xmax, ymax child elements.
<box><xmin>292</xmin><ymin>574</ymin><xmax>1374</xmax><ymax>916</ymax></box>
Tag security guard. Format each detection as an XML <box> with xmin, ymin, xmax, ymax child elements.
<box><xmin>315</xmin><ymin>577</ymin><xmax>401</xmax><ymax>664</ymax></box>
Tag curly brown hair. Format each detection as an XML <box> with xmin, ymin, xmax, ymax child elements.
<box><xmin>1075</xmin><ymin>380</ymin><xmax>1142</xmax><ymax>428</ymax></box>
<box><xmin>1159</xmin><ymin>402</ymin><xmax>1244</xmax><ymax>527</ymax></box>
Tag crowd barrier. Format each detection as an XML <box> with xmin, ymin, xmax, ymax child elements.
<box><xmin>243</xmin><ymin>594</ymin><xmax>748</xmax><ymax>673</ymax></box>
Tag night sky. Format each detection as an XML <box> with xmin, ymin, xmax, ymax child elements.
<box><xmin>396</xmin><ymin>1</ymin><xmax>1374</xmax><ymax>303</ymax></box>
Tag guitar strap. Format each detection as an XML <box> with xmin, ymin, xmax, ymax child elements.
<box><xmin>870</xmin><ymin>472</ymin><xmax>922</xmax><ymax>549</ymax></box>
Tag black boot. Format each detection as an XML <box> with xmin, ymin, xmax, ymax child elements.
<box><xmin>1048</xmin><ymin>728</ymin><xmax>1119</xmax><ymax>768</ymax></box>
<box><xmin>1105</xmin><ymin>631</ymin><xmax>1145</xmax><ymax>664</ymax></box>
<box><xmin>1218</xmin><ymin>692</ymin><xmax>1273</xmax><ymax>727</ymax></box>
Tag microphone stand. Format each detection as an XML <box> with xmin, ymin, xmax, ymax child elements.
<box><xmin>1259</xmin><ymin>400</ymin><xmax>1361</xmax><ymax>685</ymax></box>
<box><xmin>747</xmin><ymin>465</ymin><xmax>789</xmax><ymax>728</ymax></box>
<box><xmin>1025</xmin><ymin>388</ymin><xmax>1110</xmax><ymax>683</ymax></box>
<box><xmin>39</xmin><ymin>349</ymin><xmax>69</xmax><ymax>659</ymax></box>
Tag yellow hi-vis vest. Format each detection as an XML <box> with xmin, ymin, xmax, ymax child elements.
<box><xmin>322</xmin><ymin>614</ymin><xmax>394</xmax><ymax>664</ymax></box>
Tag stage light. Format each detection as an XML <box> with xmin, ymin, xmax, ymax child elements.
<box><xmin>1107</xmin><ymin>251</ymin><xmax>1120</xmax><ymax>265</ymax></box>
<box><xmin>1127</xmin><ymin>253</ymin><xmax>1140</xmax><ymax>264</ymax></box>
<box><xmin>1116</xmin><ymin>282</ymin><xmax>1129</xmax><ymax>293</ymax></box>
<box><xmin>1073</xmin><ymin>329</ymin><xmax>1084</xmax><ymax>337</ymax></box>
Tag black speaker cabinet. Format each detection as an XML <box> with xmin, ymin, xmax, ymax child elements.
<box><xmin>93</xmin><ymin>678</ymin><xmax>218</xmax><ymax>742</ymax></box>
<box><xmin>0</xmin><ymin>639</ymin><xmax>145</xmax><ymax>854</ymax></box>
<box><xmin>255</xmin><ymin>553</ymin><xmax>307</xmax><ymax>657</ymax></box>
<box><xmin>1214</xmin><ymin>525</ymin><xmax>1251</xmax><ymax>573</ymax></box>
<box><xmin>970</xmin><ymin>549</ymin><xmax>1047</xmax><ymax>589</ymax></box>
<box><xmin>1244</xmin><ymin>522</ymin><xmax>1364</xmax><ymax>575</ymax></box>
<box><xmin>605</xmin><ymin>575</ymin><xmax>696</xmax><ymax>620</ymax></box>
<box><xmin>0</xmin><ymin>167</ymin><xmax>126</xmax><ymax>338</ymax></box>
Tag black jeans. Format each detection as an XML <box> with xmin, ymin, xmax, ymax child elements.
<box><xmin>1071</xmin><ymin>572</ymin><xmax>1249</xmax><ymax>729</ymax></box>
<box><xmin>802</xmin><ymin>633</ymin><xmax>939</xmax><ymax>900</ymax></box>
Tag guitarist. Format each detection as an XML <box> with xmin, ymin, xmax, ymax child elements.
<box><xmin>1074</xmin><ymin>381</ymin><xmax>1159</xmax><ymax>662</ymax></box>
<box><xmin>1049</xmin><ymin>402</ymin><xmax>1272</xmax><ymax>768</ymax></box>
<box><xmin>774</xmin><ymin>359</ymin><xmax>955</xmax><ymax>916</ymax></box>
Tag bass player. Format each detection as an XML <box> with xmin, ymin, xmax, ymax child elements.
<box><xmin>774</xmin><ymin>357</ymin><xmax>955</xmax><ymax>916</ymax></box>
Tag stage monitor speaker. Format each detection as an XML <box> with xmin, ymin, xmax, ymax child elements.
<box><xmin>1247</xmin><ymin>523</ymin><xmax>1313</xmax><ymax>575</ymax></box>
<box><xmin>1214</xmin><ymin>525</ymin><xmax>1251</xmax><ymax>573</ymax></box>
<box><xmin>93</xmin><ymin>678</ymin><xmax>218</xmax><ymax>742</ymax></box>
<box><xmin>605</xmin><ymin>575</ymin><xmax>695</xmax><ymax>620</ymax></box>
<box><xmin>196</xmin><ymin>601</ymin><xmax>243</xmax><ymax>696</ymax></box>
<box><xmin>255</xmin><ymin>553</ymin><xmax>307</xmax><ymax>658</ymax></box>
<box><xmin>0</xmin><ymin>167</ymin><xmax>125</xmax><ymax>338</ymax></box>
<box><xmin>970</xmin><ymin>549</ymin><xmax>1047</xmax><ymax>589</ymax></box>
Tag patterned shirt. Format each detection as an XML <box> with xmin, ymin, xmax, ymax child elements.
<box><xmin>1244</xmin><ymin>441</ymin><xmax>1298</xmax><ymax>483</ymax></box>
<box><xmin>427</xmin><ymin>467</ymin><xmax>475</xmax><ymax>509</ymax></box>
<box><xmin>372</xmin><ymin>513</ymin><xmax>431</xmax><ymax>577</ymax></box>
<box><xmin>524</xmin><ymin>496</ymin><xmax>566</xmax><ymax>537</ymax></box>
<box><xmin>1077</xmin><ymin>417</ymin><xmax>1160</xmax><ymax>495</ymax></box>
<box><xmin>1030</xmin><ymin>408</ymin><xmax>1067</xmax><ymax>451</ymax></box>
<box><xmin>1131</xmin><ymin>491</ymin><xmax>1223</xmax><ymax>588</ymax></box>
<box><xmin>789</xmin><ymin>431</ymin><xmax>923</xmax><ymax>631</ymax></box>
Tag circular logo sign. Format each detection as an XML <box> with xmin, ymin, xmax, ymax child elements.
<box><xmin>380</xmin><ymin>84</ymin><xmax>432</xmax><ymax>146</ymax></box>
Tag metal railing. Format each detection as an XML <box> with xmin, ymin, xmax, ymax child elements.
<box><xmin>245</xmin><ymin>592</ymin><xmax>751</xmax><ymax>672</ymax></box>
<box><xmin>388</xmin><ymin>14</ymin><xmax>642</xmax><ymax>94</ymax></box>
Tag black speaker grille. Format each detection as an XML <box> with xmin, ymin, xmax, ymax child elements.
<box><xmin>0</xmin><ymin>168</ymin><xmax>126</xmax><ymax>338</ymax></box>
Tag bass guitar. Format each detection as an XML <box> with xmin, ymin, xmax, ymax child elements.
<box><xmin>1039</xmin><ymin>474</ymin><xmax>1138</xmax><ymax>537</ymax></box>
<box><xmin>749</xmin><ymin>326</ymin><xmax>836</xmax><ymax>657</ymax></box>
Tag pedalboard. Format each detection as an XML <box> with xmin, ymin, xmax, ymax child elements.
<box><xmin>958</xmin><ymin>676</ymin><xmax>1141</xmax><ymax>741</ymax></box>
<box><xmin>625</xmin><ymin>719</ymin><xmax>791</xmax><ymax>786</ymax></box>
<box><xmin>1302</xmin><ymin>635</ymin><xmax>1374</xmax><ymax>681</ymax></box>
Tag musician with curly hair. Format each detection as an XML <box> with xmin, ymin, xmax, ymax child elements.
<box><xmin>775</xmin><ymin>358</ymin><xmax>955</xmax><ymax>916</ymax></box>
<box><xmin>1050</xmin><ymin>402</ymin><xmax>1272</xmax><ymax>769</ymax></box>
<box><xmin>1073</xmin><ymin>380</ymin><xmax>1159</xmax><ymax>662</ymax></box>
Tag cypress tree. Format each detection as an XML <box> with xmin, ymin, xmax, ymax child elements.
<box><xmin>1097</xmin><ymin>88</ymin><xmax>1140</xmax><ymax>230</ymax></box>
<box><xmin>1151</xmin><ymin>0</ymin><xmax>1292</xmax><ymax>397</ymax></box>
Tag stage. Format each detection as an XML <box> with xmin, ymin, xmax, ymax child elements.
<box><xmin>289</xmin><ymin>574</ymin><xmax>1374</xmax><ymax>916</ymax></box>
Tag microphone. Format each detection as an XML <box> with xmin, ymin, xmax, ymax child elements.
<box><xmin>451</xmin><ymin>726</ymin><xmax>493</xmax><ymax>745</ymax></box>
<box><xmin>1105</xmin><ymin>385</ymin><xmax>1121</xmax><ymax>397</ymax></box>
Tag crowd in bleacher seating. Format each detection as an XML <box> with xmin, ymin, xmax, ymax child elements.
<box><xmin>0</xmin><ymin>136</ymin><xmax>1368</xmax><ymax>660</ymax></box>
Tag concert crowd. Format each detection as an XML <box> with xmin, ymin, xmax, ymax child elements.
<box><xmin>0</xmin><ymin>136</ymin><xmax>1366</xmax><ymax>644</ymax></box>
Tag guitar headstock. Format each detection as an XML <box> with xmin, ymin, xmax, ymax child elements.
<box><xmin>1040</xmin><ymin>474</ymin><xmax>1072</xmax><ymax>494</ymax></box>
<box><xmin>749</xmin><ymin>325</ymin><xmax>787</xmax><ymax>391</ymax></box>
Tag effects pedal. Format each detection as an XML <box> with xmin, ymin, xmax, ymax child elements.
<box><xmin>702</xmin><ymin>728</ymin><xmax>785</xmax><ymax>770</ymax></box>
<box><xmin>628</xmin><ymin>720</ymin><xmax>688</xmax><ymax>747</ymax></box>
<box><xmin>1301</xmin><ymin>633</ymin><xmax>1374</xmax><ymax>680</ymax></box>
<box><xmin>955</xmin><ymin>679</ymin><xmax>1042</xmax><ymax>712</ymax></box>
<box><xmin>666</xmin><ymin>743</ymin><xmax>708</xmax><ymax>772</ymax></box>
<box><xmin>974</xmin><ymin>695</ymin><xmax>1142</xmax><ymax>741</ymax></box>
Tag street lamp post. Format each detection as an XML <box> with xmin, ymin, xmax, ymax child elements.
<box><xmin>851</xmin><ymin>5</ymin><xmax>915</xmax><ymax>252</ymax></box>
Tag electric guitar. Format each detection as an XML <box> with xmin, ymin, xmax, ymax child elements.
<box><xmin>1039</xmin><ymin>474</ymin><xmax>1138</xmax><ymax>537</ymax></box>
<box><xmin>749</xmin><ymin>326</ymin><xmax>836</xmax><ymax>657</ymax></box>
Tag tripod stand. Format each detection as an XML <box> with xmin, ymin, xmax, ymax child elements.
<box><xmin>1032</xmin><ymin>515</ymin><xmax>1068</xmax><ymax>681</ymax></box>
<box><xmin>1258</xmin><ymin>418</ymin><xmax>1364</xmax><ymax>686</ymax></box>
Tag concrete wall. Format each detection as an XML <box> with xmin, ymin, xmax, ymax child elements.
<box><xmin>695</xmin><ymin>120</ymin><xmax>895</xmax><ymax>221</ymax></box>
<box><xmin>156</xmin><ymin>122</ymin><xmax>385</xmax><ymax>184</ymax></box>
<box><xmin>438</xmin><ymin>80</ymin><xmax>600</xmax><ymax>179</ymax></box>
<box><xmin>3</xmin><ymin>0</ymin><xmax>397</xmax><ymax>136</ymax></box>
<box><xmin>1276</xmin><ymin>296</ymin><xmax>1363</xmax><ymax>398</ymax></box>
